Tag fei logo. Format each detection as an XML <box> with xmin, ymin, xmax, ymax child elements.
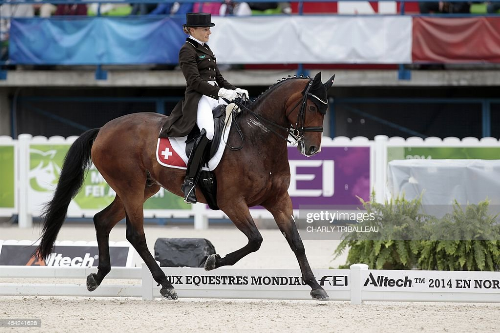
<box><xmin>29</xmin><ymin>148</ymin><xmax>61</xmax><ymax>192</ymax></box>
<box><xmin>288</xmin><ymin>160</ymin><xmax>334</xmax><ymax>197</ymax></box>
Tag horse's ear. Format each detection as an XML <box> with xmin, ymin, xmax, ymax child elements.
<box><xmin>323</xmin><ymin>74</ymin><xmax>335</xmax><ymax>90</ymax></box>
<box><xmin>312</xmin><ymin>72</ymin><xmax>322</xmax><ymax>84</ymax></box>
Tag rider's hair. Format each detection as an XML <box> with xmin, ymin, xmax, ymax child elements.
<box><xmin>183</xmin><ymin>26</ymin><xmax>191</xmax><ymax>35</ymax></box>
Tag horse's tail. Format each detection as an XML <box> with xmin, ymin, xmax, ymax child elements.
<box><xmin>37</xmin><ymin>128</ymin><xmax>100</xmax><ymax>259</ymax></box>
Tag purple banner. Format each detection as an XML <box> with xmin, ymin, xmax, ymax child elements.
<box><xmin>287</xmin><ymin>146</ymin><xmax>371</xmax><ymax>207</ymax></box>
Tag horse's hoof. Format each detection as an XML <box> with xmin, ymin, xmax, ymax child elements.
<box><xmin>86</xmin><ymin>273</ymin><xmax>99</xmax><ymax>292</ymax></box>
<box><xmin>310</xmin><ymin>288</ymin><xmax>329</xmax><ymax>301</ymax></box>
<box><xmin>204</xmin><ymin>254</ymin><xmax>219</xmax><ymax>271</ymax></box>
<box><xmin>160</xmin><ymin>287</ymin><xmax>178</xmax><ymax>300</ymax></box>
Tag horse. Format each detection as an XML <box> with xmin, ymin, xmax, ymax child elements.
<box><xmin>36</xmin><ymin>72</ymin><xmax>335</xmax><ymax>300</ymax></box>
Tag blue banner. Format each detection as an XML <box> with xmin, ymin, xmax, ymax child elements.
<box><xmin>9</xmin><ymin>17</ymin><xmax>186</xmax><ymax>65</ymax></box>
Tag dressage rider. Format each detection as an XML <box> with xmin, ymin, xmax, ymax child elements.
<box><xmin>160</xmin><ymin>12</ymin><xmax>249</xmax><ymax>204</ymax></box>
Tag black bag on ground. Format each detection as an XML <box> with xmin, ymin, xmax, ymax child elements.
<box><xmin>154</xmin><ymin>238</ymin><xmax>216</xmax><ymax>267</ymax></box>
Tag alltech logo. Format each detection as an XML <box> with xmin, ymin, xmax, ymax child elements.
<box><xmin>363</xmin><ymin>272</ymin><xmax>413</xmax><ymax>288</ymax></box>
<box><xmin>26</xmin><ymin>252</ymin><xmax>97</xmax><ymax>267</ymax></box>
<box><xmin>0</xmin><ymin>244</ymin><xmax>129</xmax><ymax>267</ymax></box>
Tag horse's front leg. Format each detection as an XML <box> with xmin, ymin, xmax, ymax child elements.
<box><xmin>204</xmin><ymin>203</ymin><xmax>263</xmax><ymax>270</ymax></box>
<box><xmin>264</xmin><ymin>194</ymin><xmax>329</xmax><ymax>300</ymax></box>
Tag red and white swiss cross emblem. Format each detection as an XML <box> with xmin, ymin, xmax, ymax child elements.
<box><xmin>161</xmin><ymin>147</ymin><xmax>173</xmax><ymax>159</ymax></box>
<box><xmin>156</xmin><ymin>138</ymin><xmax>187</xmax><ymax>169</ymax></box>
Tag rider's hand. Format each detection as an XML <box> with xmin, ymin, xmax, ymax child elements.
<box><xmin>235</xmin><ymin>88</ymin><xmax>249</xmax><ymax>100</ymax></box>
<box><xmin>218</xmin><ymin>88</ymin><xmax>238</xmax><ymax>102</ymax></box>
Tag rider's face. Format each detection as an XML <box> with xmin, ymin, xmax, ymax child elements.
<box><xmin>190</xmin><ymin>27</ymin><xmax>211</xmax><ymax>43</ymax></box>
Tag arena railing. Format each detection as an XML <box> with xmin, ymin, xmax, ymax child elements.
<box><xmin>0</xmin><ymin>0</ymin><xmax>499</xmax><ymax>81</ymax></box>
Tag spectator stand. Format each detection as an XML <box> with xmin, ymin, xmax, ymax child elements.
<box><xmin>0</xmin><ymin>0</ymin><xmax>498</xmax><ymax>81</ymax></box>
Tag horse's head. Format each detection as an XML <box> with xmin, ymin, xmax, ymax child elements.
<box><xmin>285</xmin><ymin>72</ymin><xmax>335</xmax><ymax>156</ymax></box>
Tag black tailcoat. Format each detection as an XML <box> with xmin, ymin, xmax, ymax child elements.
<box><xmin>160</xmin><ymin>38</ymin><xmax>235</xmax><ymax>138</ymax></box>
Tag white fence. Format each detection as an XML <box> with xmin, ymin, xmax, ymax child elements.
<box><xmin>1</xmin><ymin>264</ymin><xmax>499</xmax><ymax>303</ymax></box>
<box><xmin>0</xmin><ymin>134</ymin><xmax>375</xmax><ymax>229</ymax></box>
<box><xmin>2</xmin><ymin>134</ymin><xmax>500</xmax><ymax>228</ymax></box>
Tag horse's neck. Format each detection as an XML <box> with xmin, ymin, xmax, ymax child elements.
<box><xmin>249</xmin><ymin>78</ymin><xmax>306</xmax><ymax>126</ymax></box>
<box><xmin>247</xmin><ymin>80</ymin><xmax>297</xmax><ymax>130</ymax></box>
<box><xmin>228</xmin><ymin>79</ymin><xmax>307</xmax><ymax>157</ymax></box>
<box><xmin>240</xmin><ymin>97</ymin><xmax>289</xmax><ymax>148</ymax></box>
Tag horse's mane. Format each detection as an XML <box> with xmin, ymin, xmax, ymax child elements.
<box><xmin>247</xmin><ymin>75</ymin><xmax>310</xmax><ymax>108</ymax></box>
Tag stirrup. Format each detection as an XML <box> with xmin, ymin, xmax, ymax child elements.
<box><xmin>182</xmin><ymin>178</ymin><xmax>197</xmax><ymax>204</ymax></box>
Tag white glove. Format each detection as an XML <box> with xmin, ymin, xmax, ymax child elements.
<box><xmin>235</xmin><ymin>88</ymin><xmax>249</xmax><ymax>100</ymax></box>
<box><xmin>218</xmin><ymin>88</ymin><xmax>238</xmax><ymax>102</ymax></box>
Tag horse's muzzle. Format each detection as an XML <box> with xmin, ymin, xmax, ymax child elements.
<box><xmin>307</xmin><ymin>145</ymin><xmax>319</xmax><ymax>156</ymax></box>
<box><xmin>298</xmin><ymin>141</ymin><xmax>321</xmax><ymax>157</ymax></box>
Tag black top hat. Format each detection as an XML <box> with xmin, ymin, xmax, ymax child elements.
<box><xmin>184</xmin><ymin>13</ymin><xmax>215</xmax><ymax>28</ymax></box>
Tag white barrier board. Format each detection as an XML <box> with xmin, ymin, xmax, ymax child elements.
<box><xmin>1</xmin><ymin>264</ymin><xmax>499</xmax><ymax>303</ymax></box>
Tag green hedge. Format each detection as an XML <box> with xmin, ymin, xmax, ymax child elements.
<box><xmin>334</xmin><ymin>194</ymin><xmax>500</xmax><ymax>271</ymax></box>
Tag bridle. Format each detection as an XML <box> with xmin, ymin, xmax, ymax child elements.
<box><xmin>227</xmin><ymin>79</ymin><xmax>328</xmax><ymax>150</ymax></box>
<box><xmin>286</xmin><ymin>80</ymin><xmax>328</xmax><ymax>144</ymax></box>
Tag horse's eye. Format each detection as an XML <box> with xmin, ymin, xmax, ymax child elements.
<box><xmin>308</xmin><ymin>105</ymin><xmax>316</xmax><ymax>112</ymax></box>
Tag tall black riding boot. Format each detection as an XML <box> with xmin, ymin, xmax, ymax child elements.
<box><xmin>181</xmin><ymin>130</ymin><xmax>210</xmax><ymax>204</ymax></box>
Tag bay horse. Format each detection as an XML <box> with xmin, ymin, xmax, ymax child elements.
<box><xmin>37</xmin><ymin>72</ymin><xmax>335</xmax><ymax>300</ymax></box>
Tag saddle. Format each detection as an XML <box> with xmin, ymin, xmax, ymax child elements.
<box><xmin>183</xmin><ymin>104</ymin><xmax>229</xmax><ymax>211</ymax></box>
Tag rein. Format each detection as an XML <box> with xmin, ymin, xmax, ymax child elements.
<box><xmin>225</xmin><ymin>80</ymin><xmax>327</xmax><ymax>150</ymax></box>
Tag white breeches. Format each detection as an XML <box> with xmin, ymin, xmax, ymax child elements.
<box><xmin>197</xmin><ymin>95</ymin><xmax>227</xmax><ymax>140</ymax></box>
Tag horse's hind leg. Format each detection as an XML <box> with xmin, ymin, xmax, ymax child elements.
<box><xmin>122</xmin><ymin>186</ymin><xmax>177</xmax><ymax>300</ymax></box>
<box><xmin>87</xmin><ymin>195</ymin><xmax>125</xmax><ymax>292</ymax></box>
<box><xmin>264</xmin><ymin>194</ymin><xmax>329</xmax><ymax>300</ymax></box>
<box><xmin>87</xmin><ymin>185</ymin><xmax>163</xmax><ymax>293</ymax></box>
<box><xmin>205</xmin><ymin>204</ymin><xmax>263</xmax><ymax>270</ymax></box>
